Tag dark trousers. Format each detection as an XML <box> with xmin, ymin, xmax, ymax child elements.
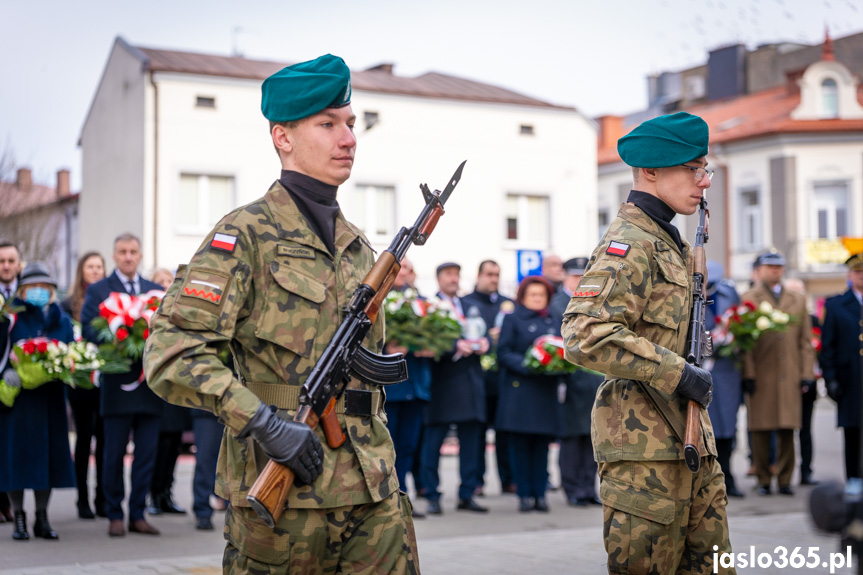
<box><xmin>845</xmin><ymin>427</ymin><xmax>861</xmax><ymax>480</ymax></box>
<box><xmin>509</xmin><ymin>433</ymin><xmax>553</xmax><ymax>499</ymax></box>
<box><xmin>751</xmin><ymin>429</ymin><xmax>795</xmax><ymax>488</ymax></box>
<box><xmin>799</xmin><ymin>386</ymin><xmax>817</xmax><ymax>479</ymax></box>
<box><xmin>192</xmin><ymin>414</ymin><xmax>223</xmax><ymax>520</ymax></box>
<box><xmin>559</xmin><ymin>435</ymin><xmax>597</xmax><ymax>500</ymax></box>
<box><xmin>480</xmin><ymin>393</ymin><xmax>514</xmax><ymax>489</ymax></box>
<box><xmin>384</xmin><ymin>400</ymin><xmax>426</xmax><ymax>491</ymax></box>
<box><xmin>715</xmin><ymin>437</ymin><xmax>738</xmax><ymax>490</ymax></box>
<box><xmin>102</xmin><ymin>414</ymin><xmax>160</xmax><ymax>521</ymax></box>
<box><xmin>151</xmin><ymin>431</ymin><xmax>182</xmax><ymax>496</ymax></box>
<box><xmin>68</xmin><ymin>388</ymin><xmax>104</xmax><ymax>505</ymax></box>
<box><xmin>421</xmin><ymin>421</ymin><xmax>483</xmax><ymax>501</ymax></box>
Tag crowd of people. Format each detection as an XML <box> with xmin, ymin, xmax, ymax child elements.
<box><xmin>0</xmin><ymin>236</ymin><xmax>225</xmax><ymax>541</ymax></box>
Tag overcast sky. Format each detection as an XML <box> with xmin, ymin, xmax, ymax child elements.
<box><xmin>2</xmin><ymin>0</ymin><xmax>862</xmax><ymax>189</ymax></box>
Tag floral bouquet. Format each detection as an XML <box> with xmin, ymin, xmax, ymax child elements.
<box><xmin>90</xmin><ymin>290</ymin><xmax>165</xmax><ymax>367</ymax></box>
<box><xmin>523</xmin><ymin>335</ymin><xmax>578</xmax><ymax>375</ymax></box>
<box><xmin>711</xmin><ymin>300</ymin><xmax>791</xmax><ymax>360</ymax></box>
<box><xmin>384</xmin><ymin>289</ymin><xmax>462</xmax><ymax>360</ymax></box>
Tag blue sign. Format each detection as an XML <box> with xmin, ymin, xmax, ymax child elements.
<box><xmin>516</xmin><ymin>250</ymin><xmax>543</xmax><ymax>284</ymax></box>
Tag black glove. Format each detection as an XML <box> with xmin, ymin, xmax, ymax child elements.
<box><xmin>827</xmin><ymin>380</ymin><xmax>843</xmax><ymax>402</ymax></box>
<box><xmin>742</xmin><ymin>379</ymin><xmax>756</xmax><ymax>395</ymax></box>
<box><xmin>2</xmin><ymin>369</ymin><xmax>21</xmax><ymax>389</ymax></box>
<box><xmin>800</xmin><ymin>380</ymin><xmax>816</xmax><ymax>394</ymax></box>
<box><xmin>676</xmin><ymin>363</ymin><xmax>713</xmax><ymax>409</ymax></box>
<box><xmin>239</xmin><ymin>404</ymin><xmax>324</xmax><ymax>485</ymax></box>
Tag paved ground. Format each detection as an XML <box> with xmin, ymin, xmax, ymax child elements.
<box><xmin>0</xmin><ymin>399</ymin><xmax>856</xmax><ymax>574</ymax></box>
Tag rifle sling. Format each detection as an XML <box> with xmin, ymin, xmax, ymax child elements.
<box><xmin>245</xmin><ymin>382</ymin><xmax>383</xmax><ymax>417</ymax></box>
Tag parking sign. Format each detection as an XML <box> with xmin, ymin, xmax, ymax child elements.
<box><xmin>517</xmin><ymin>250</ymin><xmax>543</xmax><ymax>284</ymax></box>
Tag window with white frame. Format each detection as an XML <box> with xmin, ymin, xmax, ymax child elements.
<box><xmin>821</xmin><ymin>78</ymin><xmax>839</xmax><ymax>119</ymax></box>
<box><xmin>505</xmin><ymin>194</ymin><xmax>549</xmax><ymax>247</ymax></box>
<box><xmin>738</xmin><ymin>188</ymin><xmax>762</xmax><ymax>251</ymax></box>
<box><xmin>353</xmin><ymin>184</ymin><xmax>395</xmax><ymax>240</ymax></box>
<box><xmin>176</xmin><ymin>174</ymin><xmax>234</xmax><ymax>234</ymax></box>
<box><xmin>811</xmin><ymin>181</ymin><xmax>849</xmax><ymax>239</ymax></box>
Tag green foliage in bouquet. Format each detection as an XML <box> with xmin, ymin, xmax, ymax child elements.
<box><xmin>713</xmin><ymin>300</ymin><xmax>792</xmax><ymax>359</ymax></box>
<box><xmin>384</xmin><ymin>290</ymin><xmax>462</xmax><ymax>360</ymax></box>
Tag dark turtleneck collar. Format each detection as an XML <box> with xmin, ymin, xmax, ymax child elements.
<box><xmin>280</xmin><ymin>170</ymin><xmax>340</xmax><ymax>254</ymax></box>
<box><xmin>627</xmin><ymin>190</ymin><xmax>683</xmax><ymax>251</ymax></box>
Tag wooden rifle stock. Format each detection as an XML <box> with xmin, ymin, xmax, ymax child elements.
<box><xmin>247</xmin><ymin>398</ymin><xmax>342</xmax><ymax>528</ymax></box>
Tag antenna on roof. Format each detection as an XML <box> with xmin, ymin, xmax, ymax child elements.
<box><xmin>231</xmin><ymin>26</ymin><xmax>244</xmax><ymax>58</ymax></box>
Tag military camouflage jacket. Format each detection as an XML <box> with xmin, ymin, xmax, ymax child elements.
<box><xmin>144</xmin><ymin>181</ymin><xmax>397</xmax><ymax>509</ymax></box>
<box><xmin>561</xmin><ymin>203</ymin><xmax>716</xmax><ymax>462</ymax></box>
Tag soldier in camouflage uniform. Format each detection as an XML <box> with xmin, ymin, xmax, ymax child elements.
<box><xmin>144</xmin><ymin>54</ymin><xmax>418</xmax><ymax>574</ymax></box>
<box><xmin>561</xmin><ymin>112</ymin><xmax>733</xmax><ymax>574</ymax></box>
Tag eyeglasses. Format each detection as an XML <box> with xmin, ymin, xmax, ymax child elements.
<box><xmin>681</xmin><ymin>164</ymin><xmax>714</xmax><ymax>182</ymax></box>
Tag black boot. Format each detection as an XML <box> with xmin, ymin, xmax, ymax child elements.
<box><xmin>94</xmin><ymin>491</ymin><xmax>107</xmax><ymax>518</ymax></box>
<box><xmin>147</xmin><ymin>492</ymin><xmax>163</xmax><ymax>516</ymax></box>
<box><xmin>12</xmin><ymin>511</ymin><xmax>29</xmax><ymax>540</ymax></box>
<box><xmin>77</xmin><ymin>498</ymin><xmax>95</xmax><ymax>519</ymax></box>
<box><xmin>159</xmin><ymin>489</ymin><xmax>187</xmax><ymax>514</ymax></box>
<box><xmin>33</xmin><ymin>510</ymin><xmax>58</xmax><ymax>540</ymax></box>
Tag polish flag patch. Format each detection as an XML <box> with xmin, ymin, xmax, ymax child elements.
<box><xmin>211</xmin><ymin>233</ymin><xmax>237</xmax><ymax>252</ymax></box>
<box><xmin>606</xmin><ymin>241</ymin><xmax>630</xmax><ymax>257</ymax></box>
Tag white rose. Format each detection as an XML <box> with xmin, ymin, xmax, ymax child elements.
<box><xmin>756</xmin><ymin>316</ymin><xmax>771</xmax><ymax>331</ymax></box>
<box><xmin>759</xmin><ymin>301</ymin><xmax>773</xmax><ymax>313</ymax></box>
<box><xmin>771</xmin><ymin>311</ymin><xmax>789</xmax><ymax>325</ymax></box>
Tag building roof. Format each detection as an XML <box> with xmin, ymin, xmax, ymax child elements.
<box><xmin>134</xmin><ymin>43</ymin><xmax>574</xmax><ymax>110</ymax></box>
<box><xmin>0</xmin><ymin>175</ymin><xmax>76</xmax><ymax>219</ymax></box>
<box><xmin>598</xmin><ymin>84</ymin><xmax>863</xmax><ymax>166</ymax></box>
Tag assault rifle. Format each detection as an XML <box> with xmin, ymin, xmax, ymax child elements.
<box><xmin>683</xmin><ymin>193</ymin><xmax>713</xmax><ymax>473</ymax></box>
<box><xmin>248</xmin><ymin>161</ymin><xmax>466</xmax><ymax>527</ymax></box>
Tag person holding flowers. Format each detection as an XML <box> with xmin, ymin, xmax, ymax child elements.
<box><xmin>495</xmin><ymin>275</ymin><xmax>562</xmax><ymax>513</ymax></box>
<box><xmin>0</xmin><ymin>262</ymin><xmax>75</xmax><ymax>541</ymax></box>
<box><xmin>80</xmin><ymin>233</ymin><xmax>164</xmax><ymax>537</ymax></box>
<box><xmin>741</xmin><ymin>249</ymin><xmax>815</xmax><ymax>496</ymax></box>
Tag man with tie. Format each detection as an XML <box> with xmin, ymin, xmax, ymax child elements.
<box><xmin>420</xmin><ymin>262</ymin><xmax>489</xmax><ymax>514</ymax></box>
<box><xmin>81</xmin><ymin>233</ymin><xmax>164</xmax><ymax>537</ymax></box>
<box><xmin>821</xmin><ymin>252</ymin><xmax>863</xmax><ymax>480</ymax></box>
<box><xmin>0</xmin><ymin>240</ymin><xmax>22</xmax><ymax>524</ymax></box>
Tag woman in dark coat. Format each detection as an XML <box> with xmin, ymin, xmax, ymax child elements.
<box><xmin>61</xmin><ymin>251</ymin><xmax>107</xmax><ymax>518</ymax></box>
<box><xmin>496</xmin><ymin>276</ymin><xmax>561</xmax><ymax>512</ymax></box>
<box><xmin>0</xmin><ymin>262</ymin><xmax>76</xmax><ymax>540</ymax></box>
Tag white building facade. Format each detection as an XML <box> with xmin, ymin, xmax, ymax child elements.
<box><xmin>79</xmin><ymin>38</ymin><xmax>597</xmax><ymax>297</ymax></box>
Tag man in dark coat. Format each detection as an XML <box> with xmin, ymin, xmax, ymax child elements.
<box><xmin>420</xmin><ymin>262</ymin><xmax>488</xmax><ymax>514</ymax></box>
<box><xmin>461</xmin><ymin>260</ymin><xmax>515</xmax><ymax>495</ymax></box>
<box><xmin>552</xmin><ymin>257</ymin><xmax>603</xmax><ymax>506</ymax></box>
<box><xmin>821</xmin><ymin>252</ymin><xmax>863</xmax><ymax>480</ymax></box>
<box><xmin>704</xmin><ymin>261</ymin><xmax>745</xmax><ymax>498</ymax></box>
<box><xmin>0</xmin><ymin>240</ymin><xmax>21</xmax><ymax>523</ymax></box>
<box><xmin>81</xmin><ymin>233</ymin><xmax>164</xmax><ymax>537</ymax></box>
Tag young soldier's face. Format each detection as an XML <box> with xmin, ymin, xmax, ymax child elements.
<box><xmin>283</xmin><ymin>106</ymin><xmax>357</xmax><ymax>186</ymax></box>
<box><xmin>655</xmin><ymin>157</ymin><xmax>711</xmax><ymax>216</ymax></box>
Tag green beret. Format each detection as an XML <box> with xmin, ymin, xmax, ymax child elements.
<box><xmin>846</xmin><ymin>252</ymin><xmax>863</xmax><ymax>270</ymax></box>
<box><xmin>618</xmin><ymin>112</ymin><xmax>709</xmax><ymax>168</ymax></box>
<box><xmin>261</xmin><ymin>54</ymin><xmax>352</xmax><ymax>122</ymax></box>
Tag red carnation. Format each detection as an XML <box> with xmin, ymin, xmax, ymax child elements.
<box><xmin>116</xmin><ymin>327</ymin><xmax>129</xmax><ymax>341</ymax></box>
<box><xmin>22</xmin><ymin>341</ymin><xmax>37</xmax><ymax>355</ymax></box>
<box><xmin>143</xmin><ymin>328</ymin><xmax>150</xmax><ymax>339</ymax></box>
<box><xmin>124</xmin><ymin>314</ymin><xmax>135</xmax><ymax>327</ymax></box>
<box><xmin>36</xmin><ymin>341</ymin><xmax>49</xmax><ymax>354</ymax></box>
<box><xmin>744</xmin><ymin>301</ymin><xmax>757</xmax><ymax>311</ymax></box>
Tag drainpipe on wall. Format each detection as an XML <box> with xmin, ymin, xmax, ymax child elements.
<box><xmin>150</xmin><ymin>71</ymin><xmax>159</xmax><ymax>267</ymax></box>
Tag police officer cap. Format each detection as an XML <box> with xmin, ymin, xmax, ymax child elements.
<box><xmin>563</xmin><ymin>257</ymin><xmax>589</xmax><ymax>275</ymax></box>
<box><xmin>617</xmin><ymin>112</ymin><xmax>709</xmax><ymax>168</ymax></box>
<box><xmin>436</xmin><ymin>262</ymin><xmax>461</xmax><ymax>275</ymax></box>
<box><xmin>19</xmin><ymin>262</ymin><xmax>57</xmax><ymax>288</ymax></box>
<box><xmin>845</xmin><ymin>252</ymin><xmax>863</xmax><ymax>270</ymax></box>
<box><xmin>754</xmin><ymin>249</ymin><xmax>786</xmax><ymax>267</ymax></box>
<box><xmin>261</xmin><ymin>54</ymin><xmax>352</xmax><ymax>122</ymax></box>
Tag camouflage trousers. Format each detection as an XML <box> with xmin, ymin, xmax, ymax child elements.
<box><xmin>599</xmin><ymin>457</ymin><xmax>734</xmax><ymax>574</ymax></box>
<box><xmin>223</xmin><ymin>490</ymin><xmax>419</xmax><ymax>575</ymax></box>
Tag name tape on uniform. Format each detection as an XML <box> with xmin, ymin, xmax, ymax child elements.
<box><xmin>211</xmin><ymin>233</ymin><xmax>237</xmax><ymax>253</ymax></box>
<box><xmin>606</xmin><ymin>241</ymin><xmax>631</xmax><ymax>257</ymax></box>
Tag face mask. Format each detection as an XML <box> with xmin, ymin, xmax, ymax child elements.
<box><xmin>25</xmin><ymin>287</ymin><xmax>51</xmax><ymax>307</ymax></box>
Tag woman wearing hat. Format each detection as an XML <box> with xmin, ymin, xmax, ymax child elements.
<box><xmin>0</xmin><ymin>262</ymin><xmax>76</xmax><ymax>540</ymax></box>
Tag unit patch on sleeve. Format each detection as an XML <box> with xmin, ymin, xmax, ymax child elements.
<box><xmin>180</xmin><ymin>269</ymin><xmax>230</xmax><ymax>308</ymax></box>
<box><xmin>572</xmin><ymin>276</ymin><xmax>608</xmax><ymax>297</ymax></box>
<box><xmin>606</xmin><ymin>241</ymin><xmax>631</xmax><ymax>257</ymax></box>
<box><xmin>210</xmin><ymin>233</ymin><xmax>238</xmax><ymax>253</ymax></box>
